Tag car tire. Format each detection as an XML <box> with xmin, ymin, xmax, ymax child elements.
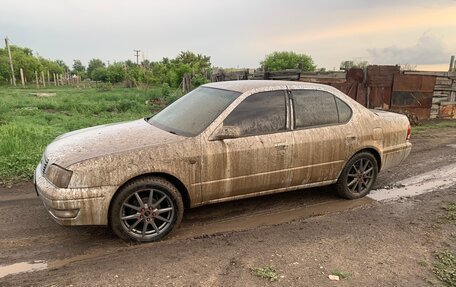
<box><xmin>335</xmin><ymin>152</ymin><xmax>378</xmax><ymax>199</ymax></box>
<box><xmin>110</xmin><ymin>177</ymin><xmax>184</xmax><ymax>243</ymax></box>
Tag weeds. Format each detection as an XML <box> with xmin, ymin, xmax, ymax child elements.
<box><xmin>250</xmin><ymin>266</ymin><xmax>279</xmax><ymax>282</ymax></box>
<box><xmin>443</xmin><ymin>203</ymin><xmax>456</xmax><ymax>222</ymax></box>
<box><xmin>433</xmin><ymin>251</ymin><xmax>456</xmax><ymax>286</ymax></box>
<box><xmin>418</xmin><ymin>260</ymin><xmax>428</xmax><ymax>267</ymax></box>
<box><xmin>413</xmin><ymin>120</ymin><xmax>456</xmax><ymax>134</ymax></box>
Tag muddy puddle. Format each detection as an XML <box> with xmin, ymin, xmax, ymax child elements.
<box><xmin>369</xmin><ymin>162</ymin><xmax>456</xmax><ymax>201</ymax></box>
<box><xmin>0</xmin><ymin>261</ymin><xmax>48</xmax><ymax>278</ymax></box>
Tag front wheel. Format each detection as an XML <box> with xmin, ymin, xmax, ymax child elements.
<box><xmin>335</xmin><ymin>152</ymin><xmax>378</xmax><ymax>199</ymax></box>
<box><xmin>110</xmin><ymin>177</ymin><xmax>184</xmax><ymax>242</ymax></box>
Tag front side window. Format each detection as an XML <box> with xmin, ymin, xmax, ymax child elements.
<box><xmin>223</xmin><ymin>90</ymin><xmax>287</xmax><ymax>136</ymax></box>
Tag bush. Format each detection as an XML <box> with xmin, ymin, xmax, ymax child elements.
<box><xmin>97</xmin><ymin>82</ymin><xmax>113</xmax><ymax>92</ymax></box>
<box><xmin>191</xmin><ymin>75</ymin><xmax>209</xmax><ymax>87</ymax></box>
<box><xmin>261</xmin><ymin>51</ymin><xmax>316</xmax><ymax>72</ymax></box>
<box><xmin>161</xmin><ymin>83</ymin><xmax>171</xmax><ymax>97</ymax></box>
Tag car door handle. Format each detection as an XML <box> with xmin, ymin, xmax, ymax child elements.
<box><xmin>274</xmin><ymin>143</ymin><xmax>288</xmax><ymax>151</ymax></box>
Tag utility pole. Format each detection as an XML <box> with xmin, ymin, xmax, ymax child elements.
<box><xmin>134</xmin><ymin>49</ymin><xmax>140</xmax><ymax>65</ymax></box>
<box><xmin>450</xmin><ymin>56</ymin><xmax>455</xmax><ymax>72</ymax></box>
<box><xmin>5</xmin><ymin>37</ymin><xmax>16</xmax><ymax>86</ymax></box>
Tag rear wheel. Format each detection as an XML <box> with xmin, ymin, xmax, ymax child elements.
<box><xmin>335</xmin><ymin>152</ymin><xmax>378</xmax><ymax>199</ymax></box>
<box><xmin>110</xmin><ymin>177</ymin><xmax>183</xmax><ymax>242</ymax></box>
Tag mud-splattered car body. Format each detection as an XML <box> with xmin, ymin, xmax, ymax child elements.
<box><xmin>34</xmin><ymin>80</ymin><xmax>411</xmax><ymax>228</ymax></box>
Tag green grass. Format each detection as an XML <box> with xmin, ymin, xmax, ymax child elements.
<box><xmin>331</xmin><ymin>269</ymin><xmax>351</xmax><ymax>279</ymax></box>
<box><xmin>433</xmin><ymin>251</ymin><xmax>456</xmax><ymax>286</ymax></box>
<box><xmin>0</xmin><ymin>85</ymin><xmax>179</xmax><ymax>184</ymax></box>
<box><xmin>413</xmin><ymin>120</ymin><xmax>456</xmax><ymax>134</ymax></box>
<box><xmin>250</xmin><ymin>266</ymin><xmax>280</xmax><ymax>282</ymax></box>
<box><xmin>444</xmin><ymin>203</ymin><xmax>456</xmax><ymax>222</ymax></box>
<box><xmin>418</xmin><ymin>260</ymin><xmax>428</xmax><ymax>267</ymax></box>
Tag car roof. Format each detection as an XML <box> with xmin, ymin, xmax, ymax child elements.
<box><xmin>202</xmin><ymin>80</ymin><xmax>330</xmax><ymax>93</ymax></box>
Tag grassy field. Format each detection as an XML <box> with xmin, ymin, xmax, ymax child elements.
<box><xmin>412</xmin><ymin>119</ymin><xmax>456</xmax><ymax>134</ymax></box>
<box><xmin>0</xmin><ymin>85</ymin><xmax>176</xmax><ymax>185</ymax></box>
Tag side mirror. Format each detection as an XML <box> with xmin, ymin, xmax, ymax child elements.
<box><xmin>211</xmin><ymin>126</ymin><xmax>241</xmax><ymax>140</ymax></box>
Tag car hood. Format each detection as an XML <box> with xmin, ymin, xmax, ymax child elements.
<box><xmin>44</xmin><ymin>119</ymin><xmax>186</xmax><ymax>168</ymax></box>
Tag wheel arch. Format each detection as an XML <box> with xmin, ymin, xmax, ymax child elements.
<box><xmin>350</xmin><ymin>147</ymin><xmax>382</xmax><ymax>170</ymax></box>
<box><xmin>108</xmin><ymin>172</ymin><xmax>191</xmax><ymax>225</ymax></box>
<box><xmin>337</xmin><ymin>147</ymin><xmax>382</xmax><ymax>180</ymax></box>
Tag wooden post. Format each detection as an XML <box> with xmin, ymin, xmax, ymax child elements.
<box><xmin>450</xmin><ymin>56</ymin><xmax>455</xmax><ymax>72</ymax></box>
<box><xmin>19</xmin><ymin>68</ymin><xmax>25</xmax><ymax>87</ymax></box>
<box><xmin>35</xmin><ymin>71</ymin><xmax>39</xmax><ymax>89</ymax></box>
<box><xmin>5</xmin><ymin>37</ymin><xmax>16</xmax><ymax>86</ymax></box>
<box><xmin>47</xmin><ymin>71</ymin><xmax>50</xmax><ymax>86</ymax></box>
<box><xmin>53</xmin><ymin>73</ymin><xmax>56</xmax><ymax>86</ymax></box>
<box><xmin>41</xmin><ymin>71</ymin><xmax>46</xmax><ymax>87</ymax></box>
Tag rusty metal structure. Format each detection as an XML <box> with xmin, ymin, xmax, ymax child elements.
<box><xmin>390</xmin><ymin>74</ymin><xmax>436</xmax><ymax>120</ymax></box>
<box><xmin>226</xmin><ymin>65</ymin><xmax>456</xmax><ymax>120</ymax></box>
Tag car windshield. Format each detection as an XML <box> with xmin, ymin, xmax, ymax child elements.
<box><xmin>148</xmin><ymin>86</ymin><xmax>241</xmax><ymax>137</ymax></box>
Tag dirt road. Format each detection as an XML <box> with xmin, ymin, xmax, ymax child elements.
<box><xmin>1</xmin><ymin>128</ymin><xmax>456</xmax><ymax>286</ymax></box>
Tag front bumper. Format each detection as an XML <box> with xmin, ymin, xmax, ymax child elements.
<box><xmin>34</xmin><ymin>163</ymin><xmax>118</xmax><ymax>226</ymax></box>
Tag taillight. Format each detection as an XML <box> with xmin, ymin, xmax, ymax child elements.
<box><xmin>406</xmin><ymin>124</ymin><xmax>411</xmax><ymax>140</ymax></box>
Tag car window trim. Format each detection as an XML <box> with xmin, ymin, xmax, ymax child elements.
<box><xmin>221</xmin><ymin>89</ymin><xmax>291</xmax><ymax>139</ymax></box>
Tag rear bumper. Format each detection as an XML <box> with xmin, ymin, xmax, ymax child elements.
<box><xmin>34</xmin><ymin>164</ymin><xmax>118</xmax><ymax>226</ymax></box>
<box><xmin>381</xmin><ymin>141</ymin><xmax>412</xmax><ymax>171</ymax></box>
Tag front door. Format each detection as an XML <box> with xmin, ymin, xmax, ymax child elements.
<box><xmin>199</xmin><ymin>90</ymin><xmax>293</xmax><ymax>202</ymax></box>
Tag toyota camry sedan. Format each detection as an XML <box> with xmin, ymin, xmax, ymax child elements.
<box><xmin>34</xmin><ymin>80</ymin><xmax>412</xmax><ymax>242</ymax></box>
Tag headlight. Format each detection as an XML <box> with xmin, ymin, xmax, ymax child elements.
<box><xmin>46</xmin><ymin>164</ymin><xmax>73</xmax><ymax>188</ymax></box>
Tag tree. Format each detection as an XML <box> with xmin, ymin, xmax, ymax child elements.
<box><xmin>39</xmin><ymin>57</ymin><xmax>65</xmax><ymax>76</ymax></box>
<box><xmin>169</xmin><ymin>51</ymin><xmax>211</xmax><ymax>87</ymax></box>
<box><xmin>72</xmin><ymin>59</ymin><xmax>86</xmax><ymax>78</ymax></box>
<box><xmin>340</xmin><ymin>60</ymin><xmax>369</xmax><ymax>70</ymax></box>
<box><xmin>261</xmin><ymin>51</ymin><xmax>316</xmax><ymax>71</ymax></box>
<box><xmin>86</xmin><ymin>59</ymin><xmax>105</xmax><ymax>80</ymax></box>
<box><xmin>91</xmin><ymin>66</ymin><xmax>108</xmax><ymax>82</ymax></box>
<box><xmin>55</xmin><ymin>60</ymin><xmax>69</xmax><ymax>72</ymax></box>
<box><xmin>0</xmin><ymin>45</ymin><xmax>68</xmax><ymax>84</ymax></box>
<box><xmin>106</xmin><ymin>62</ymin><xmax>126</xmax><ymax>83</ymax></box>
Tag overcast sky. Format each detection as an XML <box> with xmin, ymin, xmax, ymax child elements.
<box><xmin>1</xmin><ymin>0</ymin><xmax>455</xmax><ymax>70</ymax></box>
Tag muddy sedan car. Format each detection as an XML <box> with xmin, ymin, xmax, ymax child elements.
<box><xmin>34</xmin><ymin>80</ymin><xmax>411</xmax><ymax>242</ymax></box>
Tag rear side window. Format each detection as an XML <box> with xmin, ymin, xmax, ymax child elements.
<box><xmin>292</xmin><ymin>90</ymin><xmax>339</xmax><ymax>128</ymax></box>
<box><xmin>335</xmin><ymin>97</ymin><xmax>352</xmax><ymax>123</ymax></box>
<box><xmin>224</xmin><ymin>90</ymin><xmax>287</xmax><ymax>136</ymax></box>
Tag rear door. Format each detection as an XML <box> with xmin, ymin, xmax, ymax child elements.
<box><xmin>289</xmin><ymin>89</ymin><xmax>352</xmax><ymax>187</ymax></box>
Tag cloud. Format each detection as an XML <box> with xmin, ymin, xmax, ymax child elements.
<box><xmin>367</xmin><ymin>34</ymin><xmax>451</xmax><ymax>65</ymax></box>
